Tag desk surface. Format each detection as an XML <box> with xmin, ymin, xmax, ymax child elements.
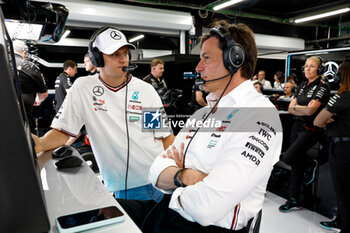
<box><xmin>38</xmin><ymin>149</ymin><xmax>142</xmax><ymax>233</ymax></box>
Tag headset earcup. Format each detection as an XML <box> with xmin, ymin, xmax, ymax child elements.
<box><xmin>223</xmin><ymin>45</ymin><xmax>244</xmax><ymax>73</ymax></box>
<box><xmin>229</xmin><ymin>45</ymin><xmax>245</xmax><ymax>68</ymax></box>
<box><xmin>317</xmin><ymin>64</ymin><xmax>325</xmax><ymax>75</ymax></box>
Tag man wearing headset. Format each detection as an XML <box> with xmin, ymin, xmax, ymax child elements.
<box><xmin>33</xmin><ymin>26</ymin><xmax>174</xmax><ymax>201</ymax></box>
<box><xmin>117</xmin><ymin>20</ymin><xmax>282</xmax><ymax>233</ymax></box>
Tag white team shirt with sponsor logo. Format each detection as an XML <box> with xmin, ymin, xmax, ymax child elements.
<box><xmin>52</xmin><ymin>74</ymin><xmax>171</xmax><ymax>191</ymax></box>
<box><xmin>149</xmin><ymin>80</ymin><xmax>282</xmax><ymax>230</ymax></box>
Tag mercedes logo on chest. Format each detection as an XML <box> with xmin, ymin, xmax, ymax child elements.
<box><xmin>93</xmin><ymin>86</ymin><xmax>104</xmax><ymax>96</ymax></box>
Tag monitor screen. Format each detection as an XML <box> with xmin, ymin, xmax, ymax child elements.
<box><xmin>0</xmin><ymin>8</ymin><xmax>50</xmax><ymax>233</ymax></box>
<box><xmin>5</xmin><ymin>20</ymin><xmax>43</xmax><ymax>41</ymax></box>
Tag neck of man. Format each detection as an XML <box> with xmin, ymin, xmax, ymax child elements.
<box><xmin>151</xmin><ymin>72</ymin><xmax>161</xmax><ymax>82</ymax></box>
<box><xmin>100</xmin><ymin>71</ymin><xmax>128</xmax><ymax>87</ymax></box>
<box><xmin>213</xmin><ymin>72</ymin><xmax>246</xmax><ymax>99</ymax></box>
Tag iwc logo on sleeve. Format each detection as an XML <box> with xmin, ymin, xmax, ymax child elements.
<box><xmin>93</xmin><ymin>86</ymin><xmax>104</xmax><ymax>96</ymax></box>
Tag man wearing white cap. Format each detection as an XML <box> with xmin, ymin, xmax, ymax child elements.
<box><xmin>33</xmin><ymin>26</ymin><xmax>174</xmax><ymax>201</ymax></box>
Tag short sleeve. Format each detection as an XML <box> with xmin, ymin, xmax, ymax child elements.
<box><xmin>326</xmin><ymin>94</ymin><xmax>344</xmax><ymax>115</ymax></box>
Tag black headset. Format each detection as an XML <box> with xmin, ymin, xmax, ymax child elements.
<box><xmin>88</xmin><ymin>26</ymin><xmax>119</xmax><ymax>68</ymax></box>
<box><xmin>302</xmin><ymin>56</ymin><xmax>326</xmax><ymax>76</ymax></box>
<box><xmin>209</xmin><ymin>26</ymin><xmax>245</xmax><ymax>74</ymax></box>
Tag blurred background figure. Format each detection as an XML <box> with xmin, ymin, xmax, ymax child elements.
<box><xmin>84</xmin><ymin>53</ymin><xmax>98</xmax><ymax>75</ymax></box>
<box><xmin>13</xmin><ymin>40</ymin><xmax>48</xmax><ymax>132</ymax></box>
<box><xmin>143</xmin><ymin>58</ymin><xmax>168</xmax><ymax>98</ymax></box>
<box><xmin>279</xmin><ymin>56</ymin><xmax>330</xmax><ymax>213</ymax></box>
<box><xmin>280</xmin><ymin>82</ymin><xmax>295</xmax><ymax>99</ymax></box>
<box><xmin>314</xmin><ymin>57</ymin><xmax>350</xmax><ymax>233</ymax></box>
<box><xmin>257</xmin><ymin>70</ymin><xmax>272</xmax><ymax>89</ymax></box>
<box><xmin>253</xmin><ymin>81</ymin><xmax>263</xmax><ymax>94</ymax></box>
<box><xmin>54</xmin><ymin>59</ymin><xmax>77</xmax><ymax>112</ymax></box>
<box><xmin>274</xmin><ymin>71</ymin><xmax>285</xmax><ymax>89</ymax></box>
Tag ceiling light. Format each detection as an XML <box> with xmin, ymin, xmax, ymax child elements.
<box><xmin>129</xmin><ymin>35</ymin><xmax>144</xmax><ymax>43</ymax></box>
<box><xmin>60</xmin><ymin>30</ymin><xmax>70</xmax><ymax>40</ymax></box>
<box><xmin>294</xmin><ymin>7</ymin><xmax>350</xmax><ymax>23</ymax></box>
<box><xmin>213</xmin><ymin>0</ymin><xmax>244</xmax><ymax>11</ymax></box>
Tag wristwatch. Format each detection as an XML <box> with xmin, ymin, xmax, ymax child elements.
<box><xmin>173</xmin><ymin>168</ymin><xmax>187</xmax><ymax>187</ymax></box>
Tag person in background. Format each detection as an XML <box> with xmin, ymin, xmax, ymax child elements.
<box><xmin>33</xmin><ymin>26</ymin><xmax>174</xmax><ymax>202</ymax></box>
<box><xmin>287</xmin><ymin>74</ymin><xmax>298</xmax><ymax>88</ymax></box>
<box><xmin>143</xmin><ymin>58</ymin><xmax>168</xmax><ymax>98</ymax></box>
<box><xmin>279</xmin><ymin>82</ymin><xmax>295</xmax><ymax>99</ymax></box>
<box><xmin>257</xmin><ymin>70</ymin><xmax>272</xmax><ymax>89</ymax></box>
<box><xmin>314</xmin><ymin>57</ymin><xmax>350</xmax><ymax>233</ymax></box>
<box><xmin>54</xmin><ymin>60</ymin><xmax>77</xmax><ymax>112</ymax></box>
<box><xmin>279</xmin><ymin>56</ymin><xmax>330</xmax><ymax>213</ymax></box>
<box><xmin>117</xmin><ymin>20</ymin><xmax>282</xmax><ymax>233</ymax></box>
<box><xmin>273</xmin><ymin>71</ymin><xmax>284</xmax><ymax>89</ymax></box>
<box><xmin>83</xmin><ymin>53</ymin><xmax>98</xmax><ymax>75</ymax></box>
<box><xmin>13</xmin><ymin>40</ymin><xmax>48</xmax><ymax>132</ymax></box>
<box><xmin>253</xmin><ymin>81</ymin><xmax>263</xmax><ymax>94</ymax></box>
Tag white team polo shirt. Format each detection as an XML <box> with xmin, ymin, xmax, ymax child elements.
<box><xmin>52</xmin><ymin>74</ymin><xmax>171</xmax><ymax>191</ymax></box>
<box><xmin>149</xmin><ymin>80</ymin><xmax>282</xmax><ymax>230</ymax></box>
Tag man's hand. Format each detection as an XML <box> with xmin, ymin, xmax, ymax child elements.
<box><xmin>31</xmin><ymin>133</ymin><xmax>42</xmax><ymax>153</ymax></box>
<box><xmin>180</xmin><ymin>168</ymin><xmax>207</xmax><ymax>186</ymax></box>
<box><xmin>163</xmin><ymin>143</ymin><xmax>184</xmax><ymax>168</ymax></box>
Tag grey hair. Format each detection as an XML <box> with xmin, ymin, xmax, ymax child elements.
<box><xmin>13</xmin><ymin>40</ymin><xmax>28</xmax><ymax>53</ymax></box>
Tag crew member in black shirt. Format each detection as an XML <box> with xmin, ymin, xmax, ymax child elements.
<box><xmin>13</xmin><ymin>40</ymin><xmax>48</xmax><ymax>131</ymax></box>
<box><xmin>314</xmin><ymin>57</ymin><xmax>350</xmax><ymax>233</ymax></box>
<box><xmin>83</xmin><ymin>53</ymin><xmax>98</xmax><ymax>75</ymax></box>
<box><xmin>143</xmin><ymin>58</ymin><xmax>168</xmax><ymax>98</ymax></box>
<box><xmin>54</xmin><ymin>60</ymin><xmax>77</xmax><ymax>112</ymax></box>
<box><xmin>279</xmin><ymin>56</ymin><xmax>330</xmax><ymax>212</ymax></box>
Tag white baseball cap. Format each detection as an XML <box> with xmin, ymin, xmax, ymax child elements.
<box><xmin>93</xmin><ymin>28</ymin><xmax>136</xmax><ymax>55</ymax></box>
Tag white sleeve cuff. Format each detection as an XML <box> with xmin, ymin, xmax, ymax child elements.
<box><xmin>169</xmin><ymin>188</ymin><xmax>195</xmax><ymax>222</ymax></box>
<box><xmin>149</xmin><ymin>156</ymin><xmax>177</xmax><ymax>194</ymax></box>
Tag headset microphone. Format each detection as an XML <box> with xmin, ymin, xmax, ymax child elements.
<box><xmin>122</xmin><ymin>64</ymin><xmax>138</xmax><ymax>72</ymax></box>
<box><xmin>195</xmin><ymin>72</ymin><xmax>232</xmax><ymax>86</ymax></box>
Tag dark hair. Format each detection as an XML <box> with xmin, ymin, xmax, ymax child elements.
<box><xmin>63</xmin><ymin>60</ymin><xmax>77</xmax><ymax>70</ymax></box>
<box><xmin>200</xmin><ymin>20</ymin><xmax>257</xmax><ymax>79</ymax></box>
<box><xmin>275</xmin><ymin>71</ymin><xmax>284</xmax><ymax>82</ymax></box>
<box><xmin>338</xmin><ymin>57</ymin><xmax>350</xmax><ymax>94</ymax></box>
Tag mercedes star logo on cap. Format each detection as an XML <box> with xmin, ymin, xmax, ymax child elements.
<box><xmin>93</xmin><ymin>86</ymin><xmax>104</xmax><ymax>96</ymax></box>
<box><xmin>110</xmin><ymin>30</ymin><xmax>121</xmax><ymax>40</ymax></box>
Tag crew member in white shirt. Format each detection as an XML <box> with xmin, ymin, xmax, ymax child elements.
<box><xmin>117</xmin><ymin>20</ymin><xmax>282</xmax><ymax>233</ymax></box>
<box><xmin>33</xmin><ymin>26</ymin><xmax>174</xmax><ymax>202</ymax></box>
<box><xmin>257</xmin><ymin>70</ymin><xmax>272</xmax><ymax>89</ymax></box>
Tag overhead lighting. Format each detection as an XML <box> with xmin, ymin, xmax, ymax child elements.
<box><xmin>129</xmin><ymin>35</ymin><xmax>144</xmax><ymax>43</ymax></box>
<box><xmin>213</xmin><ymin>0</ymin><xmax>244</xmax><ymax>11</ymax></box>
<box><xmin>294</xmin><ymin>7</ymin><xmax>350</xmax><ymax>23</ymax></box>
<box><xmin>60</xmin><ymin>30</ymin><xmax>70</xmax><ymax>40</ymax></box>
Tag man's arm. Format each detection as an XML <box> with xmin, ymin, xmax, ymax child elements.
<box><xmin>195</xmin><ymin>91</ymin><xmax>207</xmax><ymax>107</ymax></box>
<box><xmin>32</xmin><ymin>129</ymin><xmax>70</xmax><ymax>154</ymax></box>
<box><xmin>156</xmin><ymin>144</ymin><xmax>207</xmax><ymax>190</ymax></box>
<box><xmin>34</xmin><ymin>91</ymin><xmax>48</xmax><ymax>106</ymax></box>
<box><xmin>161</xmin><ymin>134</ymin><xmax>174</xmax><ymax>150</ymax></box>
<box><xmin>314</xmin><ymin>108</ymin><xmax>334</xmax><ymax>127</ymax></box>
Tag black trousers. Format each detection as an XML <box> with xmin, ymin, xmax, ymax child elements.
<box><xmin>282</xmin><ymin>120</ymin><xmax>324</xmax><ymax>199</ymax></box>
<box><xmin>329</xmin><ymin>141</ymin><xmax>350</xmax><ymax>233</ymax></box>
<box><xmin>118</xmin><ymin>195</ymin><xmax>246</xmax><ymax>233</ymax></box>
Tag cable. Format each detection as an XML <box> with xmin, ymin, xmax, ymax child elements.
<box><xmin>182</xmin><ymin>72</ymin><xmax>234</xmax><ymax>167</ymax></box>
<box><xmin>124</xmin><ymin>82</ymin><xmax>130</xmax><ymax>199</ymax></box>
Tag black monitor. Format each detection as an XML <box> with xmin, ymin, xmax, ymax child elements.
<box><xmin>0</xmin><ymin>8</ymin><xmax>50</xmax><ymax>233</ymax></box>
